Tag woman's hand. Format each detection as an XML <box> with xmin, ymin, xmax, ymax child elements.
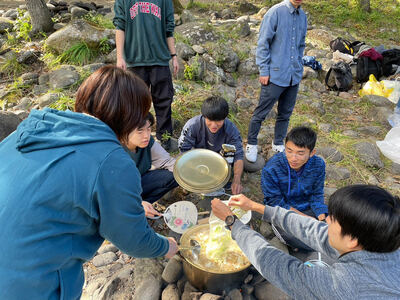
<box><xmin>142</xmin><ymin>201</ymin><xmax>161</xmax><ymax>218</ymax></box>
<box><xmin>211</xmin><ymin>198</ymin><xmax>233</xmax><ymax>221</ymax></box>
<box><xmin>165</xmin><ymin>237</ymin><xmax>178</xmax><ymax>259</ymax></box>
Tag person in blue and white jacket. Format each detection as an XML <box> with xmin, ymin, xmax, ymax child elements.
<box><xmin>262</xmin><ymin>126</ymin><xmax>328</xmax><ymax>250</ymax></box>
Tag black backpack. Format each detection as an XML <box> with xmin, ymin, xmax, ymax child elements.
<box><xmin>330</xmin><ymin>37</ymin><xmax>355</xmax><ymax>55</ymax></box>
<box><xmin>382</xmin><ymin>49</ymin><xmax>400</xmax><ymax>77</ymax></box>
<box><xmin>356</xmin><ymin>56</ymin><xmax>382</xmax><ymax>83</ymax></box>
<box><xmin>325</xmin><ymin>61</ymin><xmax>353</xmax><ymax>91</ymax></box>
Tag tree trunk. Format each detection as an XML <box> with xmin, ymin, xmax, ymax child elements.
<box><xmin>359</xmin><ymin>0</ymin><xmax>371</xmax><ymax>13</ymax></box>
<box><xmin>25</xmin><ymin>0</ymin><xmax>53</xmax><ymax>34</ymax></box>
<box><xmin>172</xmin><ymin>0</ymin><xmax>184</xmax><ymax>14</ymax></box>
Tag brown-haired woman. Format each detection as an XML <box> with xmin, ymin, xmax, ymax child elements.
<box><xmin>0</xmin><ymin>65</ymin><xmax>177</xmax><ymax>299</ymax></box>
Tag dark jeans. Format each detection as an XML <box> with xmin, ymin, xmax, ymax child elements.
<box><xmin>247</xmin><ymin>83</ymin><xmax>299</xmax><ymax>145</ymax></box>
<box><xmin>274</xmin><ymin>209</ymin><xmax>314</xmax><ymax>252</ymax></box>
<box><xmin>141</xmin><ymin>169</ymin><xmax>178</xmax><ymax>203</ymax></box>
<box><xmin>129</xmin><ymin>66</ymin><xmax>174</xmax><ymax>140</ymax></box>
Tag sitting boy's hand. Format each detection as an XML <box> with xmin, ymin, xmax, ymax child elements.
<box><xmin>142</xmin><ymin>201</ymin><xmax>162</xmax><ymax>218</ymax></box>
<box><xmin>228</xmin><ymin>194</ymin><xmax>254</xmax><ymax>211</ymax></box>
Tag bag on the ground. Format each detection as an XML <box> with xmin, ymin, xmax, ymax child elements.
<box><xmin>382</xmin><ymin>49</ymin><xmax>400</xmax><ymax>77</ymax></box>
<box><xmin>329</xmin><ymin>37</ymin><xmax>354</xmax><ymax>55</ymax></box>
<box><xmin>351</xmin><ymin>41</ymin><xmax>366</xmax><ymax>54</ymax></box>
<box><xmin>356</xmin><ymin>56</ymin><xmax>382</xmax><ymax>83</ymax></box>
<box><xmin>358</xmin><ymin>74</ymin><xmax>394</xmax><ymax>98</ymax></box>
<box><xmin>325</xmin><ymin>61</ymin><xmax>353</xmax><ymax>91</ymax></box>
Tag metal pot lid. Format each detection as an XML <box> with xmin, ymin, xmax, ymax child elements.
<box><xmin>173</xmin><ymin>149</ymin><xmax>231</xmax><ymax>194</ymax></box>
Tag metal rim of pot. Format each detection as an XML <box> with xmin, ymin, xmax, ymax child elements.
<box><xmin>173</xmin><ymin>149</ymin><xmax>231</xmax><ymax>194</ymax></box>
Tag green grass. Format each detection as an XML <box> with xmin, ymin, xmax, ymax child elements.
<box><xmin>0</xmin><ymin>53</ymin><xmax>26</xmax><ymax>77</ymax></box>
<box><xmin>48</xmin><ymin>94</ymin><xmax>76</xmax><ymax>111</ymax></box>
<box><xmin>55</xmin><ymin>42</ymin><xmax>97</xmax><ymax>66</ymax></box>
<box><xmin>303</xmin><ymin>0</ymin><xmax>400</xmax><ymax>43</ymax></box>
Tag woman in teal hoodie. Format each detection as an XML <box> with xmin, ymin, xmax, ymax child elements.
<box><xmin>0</xmin><ymin>66</ymin><xmax>178</xmax><ymax>300</ymax></box>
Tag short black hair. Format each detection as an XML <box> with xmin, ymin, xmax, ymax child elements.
<box><xmin>201</xmin><ymin>96</ymin><xmax>229</xmax><ymax>121</ymax></box>
<box><xmin>328</xmin><ymin>185</ymin><xmax>400</xmax><ymax>253</ymax></box>
<box><xmin>138</xmin><ymin>112</ymin><xmax>155</xmax><ymax>128</ymax></box>
<box><xmin>285</xmin><ymin>126</ymin><xmax>317</xmax><ymax>151</ymax></box>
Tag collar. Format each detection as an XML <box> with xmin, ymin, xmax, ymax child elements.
<box><xmin>284</xmin><ymin>0</ymin><xmax>300</xmax><ymax>14</ymax></box>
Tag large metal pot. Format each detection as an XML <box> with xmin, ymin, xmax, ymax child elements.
<box><xmin>180</xmin><ymin>224</ymin><xmax>251</xmax><ymax>294</ymax></box>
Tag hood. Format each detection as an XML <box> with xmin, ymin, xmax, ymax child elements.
<box><xmin>15</xmin><ymin>108</ymin><xmax>120</xmax><ymax>153</ymax></box>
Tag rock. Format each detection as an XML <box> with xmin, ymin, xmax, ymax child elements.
<box><xmin>228</xmin><ymin>288</ymin><xmax>243</xmax><ymax>300</ymax></box>
<box><xmin>214</xmin><ymin>84</ymin><xmax>236</xmax><ymax>103</ymax></box>
<box><xmin>175</xmin><ymin>22</ymin><xmax>218</xmax><ymax>45</ymax></box>
<box><xmin>105</xmin><ymin>48</ymin><xmax>117</xmax><ymax>64</ymax></box>
<box><xmin>176</xmin><ymin>42</ymin><xmax>196</xmax><ymax>61</ymax></box>
<box><xmin>203</xmin><ymin>60</ymin><xmax>226</xmax><ymax>84</ymax></box>
<box><xmin>181</xmin><ymin>10</ymin><xmax>196</xmax><ymax>24</ymax></box>
<box><xmin>37</xmin><ymin>93</ymin><xmax>61</xmax><ymax>108</ymax></box>
<box><xmin>220</xmin><ymin>46</ymin><xmax>240</xmax><ymax>73</ymax></box>
<box><xmin>39</xmin><ymin>73</ymin><xmax>50</xmax><ymax>85</ymax></box>
<box><xmin>32</xmin><ymin>85</ymin><xmax>49</xmax><ymax>96</ymax></box>
<box><xmin>242</xmin><ymin>295</ymin><xmax>257</xmax><ymax>300</ymax></box>
<box><xmin>133</xmin><ymin>275</ymin><xmax>162</xmax><ymax>300</ymax></box>
<box><xmin>97</xmin><ymin>7</ymin><xmax>112</xmax><ymax>15</ymax></box>
<box><xmin>244</xmin><ymin>155</ymin><xmax>265</xmax><ymax>173</ymax></box>
<box><xmin>0</xmin><ymin>111</ymin><xmax>22</xmax><ymax>142</ymax></box>
<box><xmin>21</xmin><ymin>72</ymin><xmax>39</xmax><ymax>85</ymax></box>
<box><xmin>254</xmin><ymin>281</ymin><xmax>289</xmax><ymax>300</ymax></box>
<box><xmin>362</xmin><ymin>95</ymin><xmax>394</xmax><ymax>108</ymax></box>
<box><xmin>342</xmin><ymin>130</ymin><xmax>359</xmax><ymax>138</ymax></box>
<box><xmin>368</xmin><ymin>174</ymin><xmax>379</xmax><ymax>185</ymax></box>
<box><xmin>187</xmin><ymin>55</ymin><xmax>206</xmax><ymax>81</ymax></box>
<box><xmin>391</xmin><ymin>163</ymin><xmax>400</xmax><ymax>175</ymax></box>
<box><xmin>358</xmin><ymin>126</ymin><xmax>381</xmax><ymax>136</ymax></box>
<box><xmin>46</xmin><ymin>19</ymin><xmax>114</xmax><ymax>54</ymax></box>
<box><xmin>48</xmin><ymin>66</ymin><xmax>80</xmax><ymax>89</ymax></box>
<box><xmin>369</xmin><ymin>106</ymin><xmax>393</xmax><ymax>125</ymax></box>
<box><xmin>192</xmin><ymin>45</ymin><xmax>206</xmax><ymax>55</ymax></box>
<box><xmin>354</xmin><ymin>142</ymin><xmax>384</xmax><ymax>168</ymax></box>
<box><xmin>241</xmin><ymin>283</ymin><xmax>254</xmax><ymax>295</ymax></box>
<box><xmin>14</xmin><ymin>97</ymin><xmax>32</xmax><ymax>111</ymax></box>
<box><xmin>310</xmin><ymin>79</ymin><xmax>326</xmax><ymax>93</ymax></box>
<box><xmin>95</xmin><ymin>265</ymin><xmax>135</xmax><ymax>300</ymax></box>
<box><xmin>306</xmin><ymin>49</ymin><xmax>328</xmax><ymax>59</ymax></box>
<box><xmin>236</xmin><ymin>21</ymin><xmax>250</xmax><ymax>37</ymax></box>
<box><xmin>199</xmin><ymin>293</ymin><xmax>223</xmax><ymax>300</ymax></box>
<box><xmin>134</xmin><ymin>258</ymin><xmax>164</xmax><ymax>287</ymax></box>
<box><xmin>71</xmin><ymin>6</ymin><xmax>89</xmax><ymax>19</ymax></box>
<box><xmin>70</xmin><ymin>1</ymin><xmax>96</xmax><ymax>11</ymax></box>
<box><xmin>302</xmin><ymin>67</ymin><xmax>318</xmax><ymax>79</ymax></box>
<box><xmin>324</xmin><ymin>187</ymin><xmax>337</xmax><ymax>203</ymax></box>
<box><xmin>310</xmin><ymin>100</ymin><xmax>325</xmax><ymax>115</ymax></box>
<box><xmin>82</xmin><ymin>63</ymin><xmax>106</xmax><ymax>73</ymax></box>
<box><xmin>316</xmin><ymin>147</ymin><xmax>343</xmax><ymax>162</ymax></box>
<box><xmin>221</xmin><ymin>8</ymin><xmax>235</xmax><ymax>19</ymax></box>
<box><xmin>259</xmin><ymin>221</ymin><xmax>274</xmax><ymax>240</ymax></box>
<box><xmin>4</xmin><ymin>9</ymin><xmax>18</xmax><ymax>20</ymax></box>
<box><xmin>319</xmin><ymin>123</ymin><xmax>333</xmax><ymax>133</ymax></box>
<box><xmin>162</xmin><ymin>284</ymin><xmax>180</xmax><ymax>300</ymax></box>
<box><xmin>162</xmin><ymin>256</ymin><xmax>183</xmax><ymax>284</ymax></box>
<box><xmin>236</xmin><ymin>97</ymin><xmax>253</xmax><ymax>109</ymax></box>
<box><xmin>0</xmin><ymin>17</ymin><xmax>13</xmax><ymax>34</ymax></box>
<box><xmin>238</xmin><ymin>58</ymin><xmax>258</xmax><ymax>75</ymax></box>
<box><xmin>244</xmin><ymin>274</ymin><xmax>253</xmax><ymax>284</ymax></box>
<box><xmin>97</xmin><ymin>243</ymin><xmax>118</xmax><ymax>254</ymax></box>
<box><xmin>339</xmin><ymin>92</ymin><xmax>353</xmax><ymax>100</ymax></box>
<box><xmin>92</xmin><ymin>252</ymin><xmax>117</xmax><ymax>267</ymax></box>
<box><xmin>238</xmin><ymin>1</ymin><xmax>258</xmax><ymax>14</ymax></box>
<box><xmin>325</xmin><ymin>165</ymin><xmax>350</xmax><ymax>180</ymax></box>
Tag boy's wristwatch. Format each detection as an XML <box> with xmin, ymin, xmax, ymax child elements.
<box><xmin>225</xmin><ymin>214</ymin><xmax>238</xmax><ymax>230</ymax></box>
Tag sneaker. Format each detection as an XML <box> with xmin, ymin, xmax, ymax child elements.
<box><xmin>272</xmin><ymin>142</ymin><xmax>285</xmax><ymax>153</ymax></box>
<box><xmin>245</xmin><ymin>144</ymin><xmax>258</xmax><ymax>162</ymax></box>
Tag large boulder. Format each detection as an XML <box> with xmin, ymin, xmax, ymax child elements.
<box><xmin>238</xmin><ymin>57</ymin><xmax>258</xmax><ymax>75</ymax></box>
<box><xmin>0</xmin><ymin>17</ymin><xmax>13</xmax><ymax>34</ymax></box>
<box><xmin>48</xmin><ymin>65</ymin><xmax>80</xmax><ymax>89</ymax></box>
<box><xmin>0</xmin><ymin>111</ymin><xmax>22</xmax><ymax>142</ymax></box>
<box><xmin>175</xmin><ymin>22</ymin><xmax>218</xmax><ymax>45</ymax></box>
<box><xmin>354</xmin><ymin>142</ymin><xmax>384</xmax><ymax>169</ymax></box>
<box><xmin>46</xmin><ymin>19</ymin><xmax>114</xmax><ymax>54</ymax></box>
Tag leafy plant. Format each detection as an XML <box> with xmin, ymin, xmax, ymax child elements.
<box><xmin>0</xmin><ymin>53</ymin><xmax>26</xmax><ymax>77</ymax></box>
<box><xmin>14</xmin><ymin>9</ymin><xmax>32</xmax><ymax>41</ymax></box>
<box><xmin>56</xmin><ymin>42</ymin><xmax>97</xmax><ymax>66</ymax></box>
<box><xmin>48</xmin><ymin>95</ymin><xmax>76</xmax><ymax>111</ymax></box>
<box><xmin>99</xmin><ymin>37</ymin><xmax>112</xmax><ymax>54</ymax></box>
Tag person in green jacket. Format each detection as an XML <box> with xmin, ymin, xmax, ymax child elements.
<box><xmin>114</xmin><ymin>0</ymin><xmax>179</xmax><ymax>150</ymax></box>
<box><xmin>0</xmin><ymin>66</ymin><xmax>178</xmax><ymax>300</ymax></box>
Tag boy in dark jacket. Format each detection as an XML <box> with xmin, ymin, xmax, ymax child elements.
<box><xmin>262</xmin><ymin>126</ymin><xmax>327</xmax><ymax>249</ymax></box>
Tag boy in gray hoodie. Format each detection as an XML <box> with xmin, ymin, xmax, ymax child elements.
<box><xmin>211</xmin><ymin>185</ymin><xmax>400</xmax><ymax>299</ymax></box>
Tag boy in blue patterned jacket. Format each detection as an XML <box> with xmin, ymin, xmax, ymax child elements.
<box><xmin>262</xmin><ymin>126</ymin><xmax>328</xmax><ymax>250</ymax></box>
